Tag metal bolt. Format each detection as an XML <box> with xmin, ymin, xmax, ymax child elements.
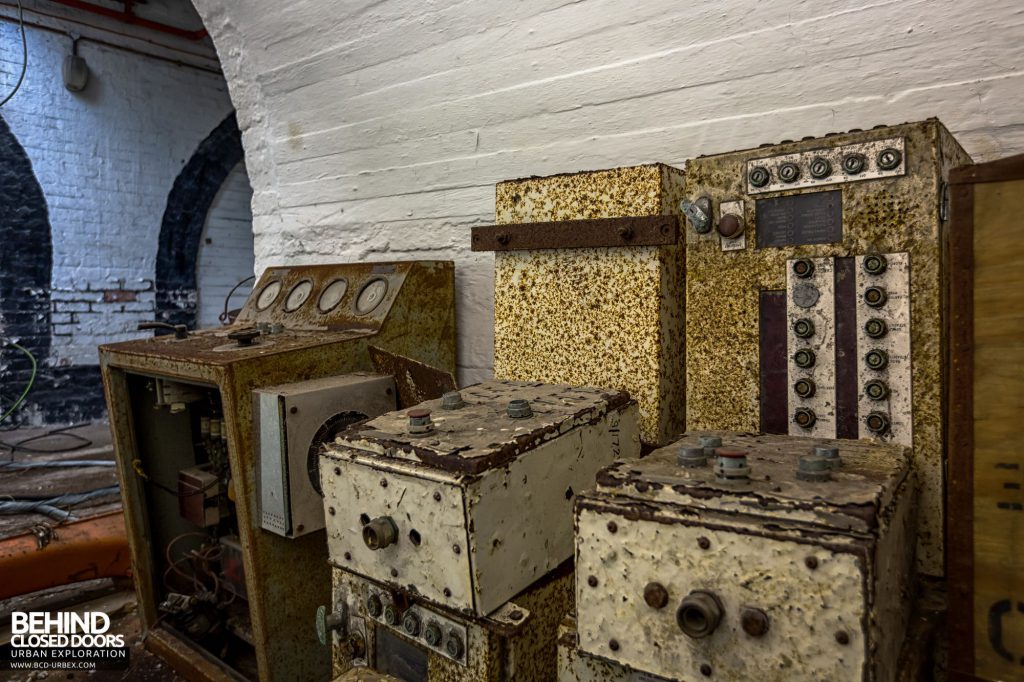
<box><xmin>506</xmin><ymin>399</ymin><xmax>533</xmax><ymax>419</ymax></box>
<box><xmin>617</xmin><ymin>225</ymin><xmax>635</xmax><ymax>240</ymax></box>
<box><xmin>328</xmin><ymin>507</ymin><xmax>336</xmax><ymax>516</ymax></box>
<box><xmin>643</xmin><ymin>582</ymin><xmax>669</xmax><ymax>609</ymax></box>
<box><xmin>805</xmin><ymin>556</ymin><xmax>819</xmax><ymax>570</ymax></box>
<box><xmin>835</xmin><ymin>630</ymin><xmax>850</xmax><ymax>645</ymax></box>
<box><xmin>794</xmin><ymin>408</ymin><xmax>817</xmax><ymax>429</ymax></box>
<box><xmin>792</xmin><ymin>258</ymin><xmax>815</xmax><ymax>279</ymax></box>
<box><xmin>379</xmin><ymin>478</ymin><xmax>388</xmax><ymax>488</ymax></box>
<box><xmin>876</xmin><ymin>148</ymin><xmax>902</xmax><ymax>171</ymax></box>
<box><xmin>865</xmin><ymin>411</ymin><xmax>891</xmax><ymax>434</ymax></box>
<box><xmin>697</xmin><ymin>536</ymin><xmax>711</xmax><ymax>550</ymax></box>
<box><xmin>366</xmin><ymin>594</ymin><xmax>383</xmax><ymax>618</ymax></box>
<box><xmin>443</xmin><ymin>588</ymin><xmax>452</xmax><ymax>598</ymax></box>
<box><xmin>809</xmin><ymin>157</ymin><xmax>832</xmax><ymax>179</ymax></box>
<box><xmin>714</xmin><ymin>448</ymin><xmax>751</xmax><ymax>482</ymax></box>
<box><xmin>440</xmin><ymin>391</ymin><xmax>465</xmax><ymax>410</ymax></box>
<box><xmin>607</xmin><ymin>521</ymin><xmax>618</xmax><ymax>534</ymax></box>
<box><xmin>865</xmin><ymin>349</ymin><xmax>889</xmax><ymax>371</ymax></box>
<box><xmin>865</xmin><ymin>380</ymin><xmax>890</xmax><ymax>401</ymax></box>
<box><xmin>700</xmin><ymin>664</ymin><xmax>713</xmax><ymax>677</ymax></box>
<box><xmin>433</xmin><ymin>491</ymin><xmax>442</xmax><ymax>502</ymax></box>
<box><xmin>677</xmin><ymin>446</ymin><xmax>708</xmax><ymax>468</ymax></box>
<box><xmin>793</xmin><ymin>348</ymin><xmax>816</xmax><ymax>369</ymax></box>
<box><xmin>716</xmin><ymin>213</ymin><xmax>743</xmax><ymax>239</ymax></box>
<box><xmin>842</xmin><ymin>153</ymin><xmax>866</xmax><ymax>175</ymax></box>
<box><xmin>865</xmin><ymin>318</ymin><xmax>888</xmax><ymax>339</ymax></box>
<box><xmin>289</xmin><ymin>406</ymin><xmax>299</xmax><ymax>414</ymax></box>
<box><xmin>344</xmin><ymin>551</ymin><xmax>352</xmax><ymax>561</ymax></box>
<box><xmin>424</xmin><ymin>621</ymin><xmax>443</xmax><ymax>646</ymax></box>
<box><xmin>748</xmin><ymin>166</ymin><xmax>771</xmax><ymax>188</ymax></box>
<box><xmin>778</xmin><ymin>162</ymin><xmax>801</xmax><ymax>183</ymax></box>
<box><xmin>794</xmin><ymin>378</ymin><xmax>816</xmax><ymax>399</ymax></box>
<box><xmin>509</xmin><ymin>609</ymin><xmax>524</xmax><ymax>621</ymax></box>
<box><xmin>608</xmin><ymin>639</ymin><xmax>620</xmax><ymax>652</ymax></box>
<box><xmin>496</xmin><ymin>233</ymin><xmax>511</xmax><ymax>246</ymax></box>
<box><xmin>797</xmin><ymin>454</ymin><xmax>832</xmax><ymax>482</ymax></box>
<box><xmin>334</xmin><ymin>467</ymin><xmax>341</xmax><ymax>476</ymax></box>
<box><xmin>587</xmin><ymin>575</ymin><xmax>598</xmax><ymax>588</ymax></box>
<box><xmin>452</xmin><ymin>543</ymin><xmax>461</xmax><ymax>555</ymax></box>
<box><xmin>814</xmin><ymin>445</ymin><xmax>842</xmax><ymax>469</ymax></box>
<box><xmin>390</xmin><ymin>568</ymin><xmax>398</xmax><ymax>578</ymax></box>
<box><xmin>792</xmin><ymin>318</ymin><xmax>815</xmax><ymax>338</ymax></box>
<box><xmin>863</xmin><ymin>254</ymin><xmax>888</xmax><ymax>275</ymax></box>
<box><xmin>740</xmin><ymin>608</ymin><xmax>770</xmax><ymax>637</ymax></box>
<box><xmin>408</xmin><ymin>408</ymin><xmax>434</xmax><ymax>434</ymax></box>
<box><xmin>864</xmin><ymin>286</ymin><xmax>888</xmax><ymax>308</ymax></box>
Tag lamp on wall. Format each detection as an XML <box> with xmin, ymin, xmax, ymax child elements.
<box><xmin>62</xmin><ymin>35</ymin><xmax>89</xmax><ymax>92</ymax></box>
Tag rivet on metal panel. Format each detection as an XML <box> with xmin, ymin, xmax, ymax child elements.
<box><xmin>608</xmin><ymin>639</ymin><xmax>620</xmax><ymax>652</ymax></box>
<box><xmin>740</xmin><ymin>607</ymin><xmax>770</xmax><ymax>637</ymax></box>
<box><xmin>328</xmin><ymin>506</ymin><xmax>336</xmax><ymax>516</ymax></box>
<box><xmin>344</xmin><ymin>551</ymin><xmax>351</xmax><ymax>561</ymax></box>
<box><xmin>643</xmin><ymin>582</ymin><xmax>669</xmax><ymax>609</ymax></box>
<box><xmin>496</xmin><ymin>233</ymin><xmax>511</xmax><ymax>246</ymax></box>
<box><xmin>617</xmin><ymin>225</ymin><xmax>635</xmax><ymax>241</ymax></box>
<box><xmin>835</xmin><ymin>630</ymin><xmax>850</xmax><ymax>645</ymax></box>
<box><xmin>452</xmin><ymin>543</ymin><xmax>461</xmax><ymax>555</ymax></box>
<box><xmin>792</xmin><ymin>283</ymin><xmax>820</xmax><ymax>308</ymax></box>
<box><xmin>805</xmin><ymin>556</ymin><xmax>819</xmax><ymax>570</ymax></box>
<box><xmin>390</xmin><ymin>568</ymin><xmax>398</xmax><ymax>578</ymax></box>
<box><xmin>443</xmin><ymin>587</ymin><xmax>452</xmax><ymax>598</ymax></box>
<box><xmin>700</xmin><ymin>664</ymin><xmax>713</xmax><ymax>677</ymax></box>
<box><xmin>587</xmin><ymin>576</ymin><xmax>598</xmax><ymax>588</ymax></box>
<box><xmin>334</xmin><ymin>467</ymin><xmax>341</xmax><ymax>476</ymax></box>
<box><xmin>432</xmin><ymin>491</ymin><xmax>442</xmax><ymax>502</ymax></box>
<box><xmin>697</xmin><ymin>537</ymin><xmax>711</xmax><ymax>550</ymax></box>
<box><xmin>289</xmin><ymin>405</ymin><xmax>298</xmax><ymax>415</ymax></box>
<box><xmin>379</xmin><ymin>478</ymin><xmax>389</xmax><ymax>488</ymax></box>
<box><xmin>607</xmin><ymin>521</ymin><xmax>618</xmax><ymax>534</ymax></box>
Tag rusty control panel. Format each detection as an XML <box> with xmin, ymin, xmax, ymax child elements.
<box><xmin>319</xmin><ymin>380</ymin><xmax>641</xmax><ymax>680</ymax></box>
<box><xmin>99</xmin><ymin>261</ymin><xmax>456</xmax><ymax>682</ymax></box>
<box><xmin>565</xmin><ymin>431</ymin><xmax>917</xmax><ymax>682</ymax></box>
<box><xmin>477</xmin><ymin>164</ymin><xmax>686</xmax><ymax>447</ymax></box>
<box><xmin>680</xmin><ymin>120</ymin><xmax>970</xmax><ymax>576</ymax></box>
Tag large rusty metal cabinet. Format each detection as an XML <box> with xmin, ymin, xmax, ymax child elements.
<box><xmin>99</xmin><ymin>261</ymin><xmax>455</xmax><ymax>682</ymax></box>
<box><xmin>569</xmin><ymin>431</ymin><xmax>916</xmax><ymax>682</ymax></box>
<box><xmin>481</xmin><ymin>164</ymin><xmax>686</xmax><ymax>446</ymax></box>
<box><xmin>320</xmin><ymin>381</ymin><xmax>641</xmax><ymax>680</ymax></box>
<box><xmin>947</xmin><ymin>154</ymin><xmax>1024</xmax><ymax>682</ymax></box>
<box><xmin>680</xmin><ymin>120</ymin><xmax>969</xmax><ymax>575</ymax></box>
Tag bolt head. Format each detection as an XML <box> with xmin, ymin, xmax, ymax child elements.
<box><xmin>440</xmin><ymin>391</ymin><xmax>465</xmax><ymax>410</ymax></box>
<box><xmin>506</xmin><ymin>399</ymin><xmax>533</xmax><ymax>419</ymax></box>
<box><xmin>740</xmin><ymin>607</ymin><xmax>770</xmax><ymax>637</ymax></box>
<box><xmin>643</xmin><ymin>582</ymin><xmax>669</xmax><ymax>609</ymax></box>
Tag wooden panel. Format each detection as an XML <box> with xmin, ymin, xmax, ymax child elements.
<box><xmin>971</xmin><ymin>178</ymin><xmax>1024</xmax><ymax>680</ymax></box>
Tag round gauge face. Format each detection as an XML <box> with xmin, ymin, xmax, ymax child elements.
<box><xmin>284</xmin><ymin>280</ymin><xmax>314</xmax><ymax>312</ymax></box>
<box><xmin>355</xmin><ymin>278</ymin><xmax>389</xmax><ymax>315</ymax></box>
<box><xmin>255</xmin><ymin>280</ymin><xmax>282</xmax><ymax>310</ymax></box>
<box><xmin>317</xmin><ymin>278</ymin><xmax>348</xmax><ymax>313</ymax></box>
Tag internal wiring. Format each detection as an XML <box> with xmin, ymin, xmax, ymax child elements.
<box><xmin>0</xmin><ymin>339</ymin><xmax>37</xmax><ymax>426</ymax></box>
<box><xmin>219</xmin><ymin>275</ymin><xmax>256</xmax><ymax>325</ymax></box>
<box><xmin>0</xmin><ymin>0</ymin><xmax>27</xmax><ymax>108</ymax></box>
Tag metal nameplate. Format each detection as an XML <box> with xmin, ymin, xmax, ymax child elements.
<box><xmin>746</xmin><ymin>136</ymin><xmax>906</xmax><ymax>194</ymax></box>
<box><xmin>756</xmin><ymin>190</ymin><xmax>843</xmax><ymax>248</ymax></box>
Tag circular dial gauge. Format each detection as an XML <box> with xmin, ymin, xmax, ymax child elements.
<box><xmin>255</xmin><ymin>280</ymin><xmax>282</xmax><ymax>310</ymax></box>
<box><xmin>284</xmin><ymin>280</ymin><xmax>314</xmax><ymax>312</ymax></box>
<box><xmin>355</xmin><ymin>278</ymin><xmax>389</xmax><ymax>315</ymax></box>
<box><xmin>317</xmin><ymin>278</ymin><xmax>348</xmax><ymax>313</ymax></box>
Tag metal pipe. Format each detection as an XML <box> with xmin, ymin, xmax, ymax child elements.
<box><xmin>48</xmin><ymin>0</ymin><xmax>208</xmax><ymax>41</ymax></box>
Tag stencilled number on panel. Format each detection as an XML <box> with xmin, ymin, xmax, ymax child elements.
<box><xmin>787</xmin><ymin>257</ymin><xmax>837</xmax><ymax>439</ymax></box>
<box><xmin>855</xmin><ymin>253</ymin><xmax>912</xmax><ymax>445</ymax></box>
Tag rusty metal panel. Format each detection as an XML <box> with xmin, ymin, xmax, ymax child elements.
<box><xmin>681</xmin><ymin>119</ymin><xmax>969</xmax><ymax>575</ymax></box>
<box><xmin>99</xmin><ymin>260</ymin><xmax>457</xmax><ymax>682</ymax></box>
<box><xmin>471</xmin><ymin>215</ymin><xmax>679</xmax><ymax>251</ymax></box>
<box><xmin>368</xmin><ymin>346</ymin><xmax>456</xmax><ymax>409</ymax></box>
<box><xmin>322</xmin><ymin>381</ymin><xmax>640</xmax><ymax>617</ymax></box>
<box><xmin>574</xmin><ymin>431</ymin><xmax>916</xmax><ymax>682</ymax></box>
<box><xmin>492</xmin><ymin>164</ymin><xmax>686</xmax><ymax>446</ymax></box>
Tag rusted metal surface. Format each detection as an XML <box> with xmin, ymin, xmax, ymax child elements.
<box><xmin>333</xmin><ymin>564</ymin><xmax>573</xmax><ymax>681</ymax></box>
<box><xmin>470</xmin><ymin>215</ymin><xmax>679</xmax><ymax>251</ymax></box>
<box><xmin>682</xmin><ymin>119</ymin><xmax>970</xmax><ymax>576</ymax></box>
<box><xmin>0</xmin><ymin>509</ymin><xmax>130</xmax><ymax>599</ymax></box>
<box><xmin>368</xmin><ymin>346</ymin><xmax>456</xmax><ymax>409</ymax></box>
<box><xmin>322</xmin><ymin>381</ymin><xmax>640</xmax><ymax>617</ymax></box>
<box><xmin>99</xmin><ymin>260</ymin><xmax>457</xmax><ymax>682</ymax></box>
<box><xmin>492</xmin><ymin>164</ymin><xmax>686</xmax><ymax>446</ymax></box>
<box><xmin>573</xmin><ymin>430</ymin><xmax>917</xmax><ymax>681</ymax></box>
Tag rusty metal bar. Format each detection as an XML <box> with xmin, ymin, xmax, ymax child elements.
<box><xmin>470</xmin><ymin>215</ymin><xmax>679</xmax><ymax>252</ymax></box>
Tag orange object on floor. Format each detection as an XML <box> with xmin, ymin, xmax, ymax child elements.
<box><xmin>0</xmin><ymin>509</ymin><xmax>131</xmax><ymax>600</ymax></box>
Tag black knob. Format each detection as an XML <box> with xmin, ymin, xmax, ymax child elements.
<box><xmin>749</xmin><ymin>166</ymin><xmax>771</xmax><ymax>188</ymax></box>
<box><xmin>717</xmin><ymin>214</ymin><xmax>744</xmax><ymax>239</ymax></box>
<box><xmin>383</xmin><ymin>604</ymin><xmax>401</xmax><ymax>627</ymax></box>
<box><xmin>877</xmin><ymin>148</ymin><xmax>902</xmax><ymax>170</ymax></box>
<box><xmin>445</xmin><ymin>630</ymin><xmax>465</xmax><ymax>659</ymax></box>
<box><xmin>424</xmin><ymin>621</ymin><xmax>443</xmax><ymax>647</ymax></box>
<box><xmin>677</xmin><ymin>591</ymin><xmax>723</xmax><ymax>639</ymax></box>
<box><xmin>793</xmin><ymin>349</ymin><xmax>816</xmax><ymax>369</ymax></box>
<box><xmin>778</xmin><ymin>162</ymin><xmax>801</xmax><ymax>183</ymax></box>
<box><xmin>794</xmin><ymin>408</ymin><xmax>817</xmax><ymax>429</ymax></box>
<box><xmin>402</xmin><ymin>611</ymin><xmax>421</xmax><ymax>637</ymax></box>
<box><xmin>794</xmin><ymin>378</ymin><xmax>816</xmax><ymax>399</ymax></box>
<box><xmin>227</xmin><ymin>327</ymin><xmax>261</xmax><ymax>347</ymax></box>
<box><xmin>792</xmin><ymin>318</ymin><xmax>815</xmax><ymax>339</ymax></box>
<box><xmin>865</xmin><ymin>349</ymin><xmax>889</xmax><ymax>371</ymax></box>
<box><xmin>366</xmin><ymin>594</ymin><xmax>383</xmax><ymax>618</ymax></box>
<box><xmin>809</xmin><ymin>157</ymin><xmax>832</xmax><ymax>179</ymax></box>
<box><xmin>865</xmin><ymin>411</ymin><xmax>891</xmax><ymax>434</ymax></box>
<box><xmin>864</xmin><ymin>286</ymin><xmax>888</xmax><ymax>308</ymax></box>
<box><xmin>842</xmin><ymin>153</ymin><xmax>866</xmax><ymax>175</ymax></box>
<box><xmin>863</xmin><ymin>254</ymin><xmax>888</xmax><ymax>275</ymax></box>
<box><xmin>792</xmin><ymin>258</ymin><xmax>815</xmax><ymax>279</ymax></box>
<box><xmin>864</xmin><ymin>318</ymin><xmax>888</xmax><ymax>339</ymax></box>
<box><xmin>865</xmin><ymin>380</ymin><xmax>889</xmax><ymax>401</ymax></box>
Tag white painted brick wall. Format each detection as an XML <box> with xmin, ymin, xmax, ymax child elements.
<box><xmin>191</xmin><ymin>0</ymin><xmax>1024</xmax><ymax>385</ymax></box>
<box><xmin>197</xmin><ymin>160</ymin><xmax>255</xmax><ymax>327</ymax></box>
<box><xmin>0</xmin><ymin>6</ymin><xmax>235</xmax><ymax>366</ymax></box>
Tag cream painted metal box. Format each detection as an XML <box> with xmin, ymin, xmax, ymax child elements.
<box><xmin>321</xmin><ymin>381</ymin><xmax>640</xmax><ymax>617</ymax></box>
<box><xmin>681</xmin><ymin>120</ymin><xmax>969</xmax><ymax>575</ymax></box>
<box><xmin>574</xmin><ymin>431</ymin><xmax>916</xmax><ymax>682</ymax></box>
<box><xmin>489</xmin><ymin>164</ymin><xmax>686</xmax><ymax>446</ymax></box>
<box><xmin>328</xmin><ymin>567</ymin><xmax>573</xmax><ymax>681</ymax></box>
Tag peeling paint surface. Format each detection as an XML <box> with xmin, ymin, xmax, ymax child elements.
<box><xmin>493</xmin><ymin>165</ymin><xmax>685</xmax><ymax>445</ymax></box>
<box><xmin>682</xmin><ymin>120</ymin><xmax>969</xmax><ymax>574</ymax></box>
<box><xmin>322</xmin><ymin>381</ymin><xmax>640</xmax><ymax>616</ymax></box>
<box><xmin>574</xmin><ymin>431</ymin><xmax>916</xmax><ymax>681</ymax></box>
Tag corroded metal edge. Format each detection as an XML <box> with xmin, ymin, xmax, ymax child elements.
<box><xmin>470</xmin><ymin>215</ymin><xmax>679</xmax><ymax>251</ymax></box>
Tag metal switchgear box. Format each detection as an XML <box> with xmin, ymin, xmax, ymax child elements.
<box><xmin>321</xmin><ymin>380</ymin><xmax>641</xmax><ymax>616</ymax></box>
<box><xmin>573</xmin><ymin>431</ymin><xmax>916</xmax><ymax>682</ymax></box>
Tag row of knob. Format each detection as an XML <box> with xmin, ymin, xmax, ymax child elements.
<box><xmin>750</xmin><ymin>148</ymin><xmax>902</xmax><ymax>187</ymax></box>
<box><xmin>366</xmin><ymin>593</ymin><xmax>465</xmax><ymax>660</ymax></box>
<box><xmin>789</xmin><ymin>256</ymin><xmax>892</xmax><ymax>434</ymax></box>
